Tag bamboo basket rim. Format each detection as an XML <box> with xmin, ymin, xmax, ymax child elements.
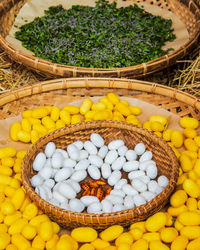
<box><xmin>0</xmin><ymin>77</ymin><xmax>200</xmax><ymax>111</ymax></box>
<box><xmin>21</xmin><ymin>120</ymin><xmax>179</xmax><ymax>228</ymax></box>
<box><xmin>0</xmin><ymin>0</ymin><xmax>200</xmax><ymax>77</ymax></box>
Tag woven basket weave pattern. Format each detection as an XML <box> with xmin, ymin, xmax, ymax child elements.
<box><xmin>21</xmin><ymin>121</ymin><xmax>179</xmax><ymax>229</ymax></box>
<box><xmin>0</xmin><ymin>77</ymin><xmax>199</xmax><ymax>228</ymax></box>
<box><xmin>0</xmin><ymin>0</ymin><xmax>199</xmax><ymax>78</ymax></box>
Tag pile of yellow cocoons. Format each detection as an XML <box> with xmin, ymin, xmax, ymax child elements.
<box><xmin>10</xmin><ymin>93</ymin><xmax>142</xmax><ymax>144</ymax></box>
<box><xmin>2</xmin><ymin>93</ymin><xmax>200</xmax><ymax>249</ymax></box>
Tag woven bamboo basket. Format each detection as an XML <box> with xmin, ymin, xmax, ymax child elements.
<box><xmin>0</xmin><ymin>77</ymin><xmax>200</xmax><ymax>229</ymax></box>
<box><xmin>21</xmin><ymin>121</ymin><xmax>179</xmax><ymax>229</ymax></box>
<box><xmin>0</xmin><ymin>0</ymin><xmax>200</xmax><ymax>78</ymax></box>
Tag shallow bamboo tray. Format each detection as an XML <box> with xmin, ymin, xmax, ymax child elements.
<box><xmin>0</xmin><ymin>0</ymin><xmax>200</xmax><ymax>78</ymax></box>
<box><xmin>21</xmin><ymin>121</ymin><xmax>179</xmax><ymax>229</ymax></box>
<box><xmin>0</xmin><ymin>78</ymin><xmax>200</xmax><ymax>228</ymax></box>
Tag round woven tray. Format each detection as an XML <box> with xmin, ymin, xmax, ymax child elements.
<box><xmin>21</xmin><ymin>121</ymin><xmax>179</xmax><ymax>229</ymax></box>
<box><xmin>0</xmin><ymin>77</ymin><xmax>200</xmax><ymax>229</ymax></box>
<box><xmin>0</xmin><ymin>0</ymin><xmax>199</xmax><ymax>78</ymax></box>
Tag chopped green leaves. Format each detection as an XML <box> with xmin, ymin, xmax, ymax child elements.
<box><xmin>15</xmin><ymin>0</ymin><xmax>176</xmax><ymax>68</ymax></box>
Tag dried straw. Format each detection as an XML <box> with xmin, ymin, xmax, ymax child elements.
<box><xmin>172</xmin><ymin>51</ymin><xmax>200</xmax><ymax>96</ymax></box>
<box><xmin>0</xmin><ymin>51</ymin><xmax>46</xmax><ymax>94</ymax></box>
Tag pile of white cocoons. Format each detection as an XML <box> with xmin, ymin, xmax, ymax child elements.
<box><xmin>31</xmin><ymin>133</ymin><xmax>169</xmax><ymax>214</ymax></box>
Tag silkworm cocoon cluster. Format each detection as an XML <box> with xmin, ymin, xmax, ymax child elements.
<box><xmin>31</xmin><ymin>133</ymin><xmax>169</xmax><ymax>214</ymax></box>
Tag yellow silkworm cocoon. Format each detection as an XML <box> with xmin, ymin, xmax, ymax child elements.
<box><xmin>31</xmin><ymin>130</ymin><xmax>39</xmax><ymax>144</ymax></box>
<box><xmin>42</xmin><ymin>116</ymin><xmax>55</xmax><ymax>130</ymax></box>
<box><xmin>63</xmin><ymin>105</ymin><xmax>79</xmax><ymax>114</ymax></box>
<box><xmin>80</xmin><ymin>98</ymin><xmax>93</xmax><ymax>115</ymax></box>
<box><xmin>115</xmin><ymin>103</ymin><xmax>131</xmax><ymax>117</ymax></box>
<box><xmin>129</xmin><ymin>106</ymin><xmax>141</xmax><ymax>116</ymax></box>
<box><xmin>22</xmin><ymin>110</ymin><xmax>32</xmax><ymax>118</ymax></box>
<box><xmin>17</xmin><ymin>130</ymin><xmax>31</xmax><ymax>143</ymax></box>
<box><xmin>55</xmin><ymin>119</ymin><xmax>65</xmax><ymax>129</ymax></box>
<box><xmin>71</xmin><ymin>115</ymin><xmax>82</xmax><ymax>125</ymax></box>
<box><xmin>60</xmin><ymin>110</ymin><xmax>71</xmax><ymax>125</ymax></box>
<box><xmin>21</xmin><ymin>118</ymin><xmax>32</xmax><ymax>132</ymax></box>
<box><xmin>171</xmin><ymin>130</ymin><xmax>183</xmax><ymax>148</ymax></box>
<box><xmin>32</xmin><ymin>107</ymin><xmax>49</xmax><ymax>119</ymax></box>
<box><xmin>183</xmin><ymin>128</ymin><xmax>197</xmax><ymax>138</ymax></box>
<box><xmin>107</xmin><ymin>93</ymin><xmax>120</xmax><ymax>105</ymax></box>
<box><xmin>180</xmin><ymin>117</ymin><xmax>199</xmax><ymax>129</ymax></box>
<box><xmin>50</xmin><ymin>106</ymin><xmax>60</xmax><ymax>121</ymax></box>
<box><xmin>10</xmin><ymin>122</ymin><xmax>21</xmax><ymax>142</ymax></box>
<box><xmin>184</xmin><ymin>138</ymin><xmax>198</xmax><ymax>152</ymax></box>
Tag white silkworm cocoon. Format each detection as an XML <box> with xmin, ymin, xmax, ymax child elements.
<box><xmin>33</xmin><ymin>152</ymin><xmax>46</xmax><ymax>171</ymax></box>
<box><xmin>44</xmin><ymin>158</ymin><xmax>52</xmax><ymax>168</ymax></box>
<box><xmin>90</xmin><ymin>133</ymin><xmax>104</xmax><ymax>148</ymax></box>
<box><xmin>54</xmin><ymin>167</ymin><xmax>72</xmax><ymax>182</ymax></box>
<box><xmin>105</xmin><ymin>150</ymin><xmax>118</xmax><ymax>164</ymax></box>
<box><xmin>123</xmin><ymin>161</ymin><xmax>139</xmax><ymax>172</ymax></box>
<box><xmin>110</xmin><ymin>189</ymin><xmax>125</xmax><ymax>198</ymax></box>
<box><xmin>55</xmin><ymin>149</ymin><xmax>69</xmax><ymax>158</ymax></box>
<box><xmin>131</xmin><ymin>179</ymin><xmax>147</xmax><ymax>193</ymax></box>
<box><xmin>58</xmin><ymin>183</ymin><xmax>76</xmax><ymax>199</ymax></box>
<box><xmin>67</xmin><ymin>144</ymin><xmax>80</xmax><ymax>161</ymax></box>
<box><xmin>125</xmin><ymin>150</ymin><xmax>137</xmax><ymax>161</ymax></box>
<box><xmin>88</xmin><ymin>165</ymin><xmax>101</xmax><ymax>180</ymax></box>
<box><xmin>80</xmin><ymin>196</ymin><xmax>100</xmax><ymax>206</ymax></box>
<box><xmin>79</xmin><ymin>150</ymin><xmax>89</xmax><ymax>160</ymax></box>
<box><xmin>101</xmin><ymin>163</ymin><xmax>111</xmax><ymax>179</ymax></box>
<box><xmin>89</xmin><ymin>155</ymin><xmax>103</xmax><ymax>168</ymax></box>
<box><xmin>158</xmin><ymin>175</ymin><xmax>169</xmax><ymax>187</ymax></box>
<box><xmin>75</xmin><ymin>159</ymin><xmax>90</xmax><ymax>171</ymax></box>
<box><xmin>137</xmin><ymin>175</ymin><xmax>150</xmax><ymax>184</ymax></box>
<box><xmin>148</xmin><ymin>180</ymin><xmax>159</xmax><ymax>193</ymax></box>
<box><xmin>45</xmin><ymin>142</ymin><xmax>56</xmax><ymax>158</ymax></box>
<box><xmin>98</xmin><ymin>145</ymin><xmax>108</xmax><ymax>159</ymax></box>
<box><xmin>112</xmin><ymin>204</ymin><xmax>125</xmax><ymax>212</ymax></box>
<box><xmin>106</xmin><ymin>194</ymin><xmax>123</xmax><ymax>205</ymax></box>
<box><xmin>146</xmin><ymin>164</ymin><xmax>158</xmax><ymax>179</ymax></box>
<box><xmin>53</xmin><ymin>190</ymin><xmax>67</xmax><ymax>203</ymax></box>
<box><xmin>133</xmin><ymin>194</ymin><xmax>146</xmax><ymax>207</ymax></box>
<box><xmin>128</xmin><ymin>170</ymin><xmax>145</xmax><ymax>180</ymax></box>
<box><xmin>51</xmin><ymin>152</ymin><xmax>64</xmax><ymax>169</ymax></box>
<box><xmin>139</xmin><ymin>151</ymin><xmax>152</xmax><ymax>162</ymax></box>
<box><xmin>31</xmin><ymin>175</ymin><xmax>43</xmax><ymax>187</ymax></box>
<box><xmin>122</xmin><ymin>184</ymin><xmax>138</xmax><ymax>196</ymax></box>
<box><xmin>111</xmin><ymin>156</ymin><xmax>126</xmax><ymax>171</ymax></box>
<box><xmin>118</xmin><ymin>145</ymin><xmax>128</xmax><ymax>156</ymax></box>
<box><xmin>108</xmin><ymin>170</ymin><xmax>122</xmax><ymax>186</ymax></box>
<box><xmin>101</xmin><ymin>199</ymin><xmax>113</xmax><ymax>213</ymax></box>
<box><xmin>108</xmin><ymin>140</ymin><xmax>124</xmax><ymax>150</ymax></box>
<box><xmin>84</xmin><ymin>141</ymin><xmax>98</xmax><ymax>155</ymax></box>
<box><xmin>87</xmin><ymin>202</ymin><xmax>102</xmax><ymax>214</ymax></box>
<box><xmin>124</xmin><ymin>195</ymin><xmax>135</xmax><ymax>209</ymax></box>
<box><xmin>141</xmin><ymin>191</ymin><xmax>156</xmax><ymax>202</ymax></box>
<box><xmin>65</xmin><ymin>179</ymin><xmax>81</xmax><ymax>193</ymax></box>
<box><xmin>70</xmin><ymin>170</ymin><xmax>87</xmax><ymax>182</ymax></box>
<box><xmin>155</xmin><ymin>185</ymin><xmax>164</xmax><ymax>195</ymax></box>
<box><xmin>139</xmin><ymin>160</ymin><xmax>156</xmax><ymax>171</ymax></box>
<box><xmin>114</xmin><ymin>179</ymin><xmax>127</xmax><ymax>190</ymax></box>
<box><xmin>63</xmin><ymin>158</ymin><xmax>76</xmax><ymax>168</ymax></box>
<box><xmin>73</xmin><ymin>140</ymin><xmax>84</xmax><ymax>150</ymax></box>
<box><xmin>134</xmin><ymin>143</ymin><xmax>146</xmax><ymax>155</ymax></box>
<box><xmin>39</xmin><ymin>167</ymin><xmax>53</xmax><ymax>180</ymax></box>
<box><xmin>69</xmin><ymin>198</ymin><xmax>85</xmax><ymax>212</ymax></box>
<box><xmin>43</xmin><ymin>179</ymin><xmax>55</xmax><ymax>189</ymax></box>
